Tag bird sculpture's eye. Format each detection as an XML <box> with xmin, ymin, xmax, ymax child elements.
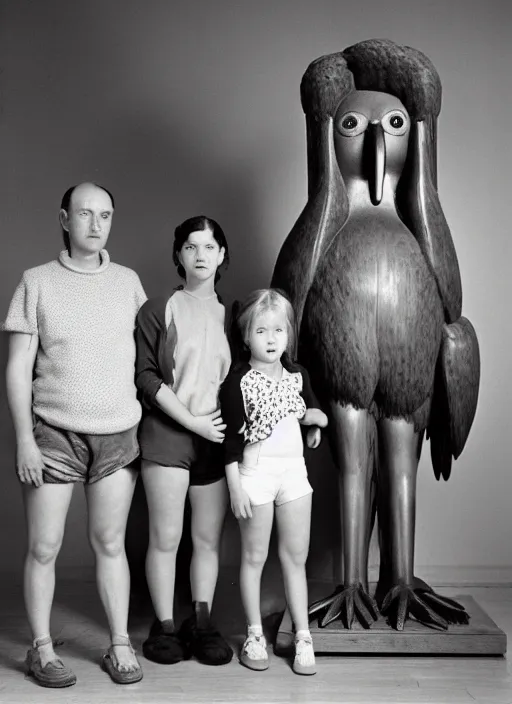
<box><xmin>382</xmin><ymin>110</ymin><xmax>409</xmax><ymax>136</ymax></box>
<box><xmin>342</xmin><ymin>115</ymin><xmax>358</xmax><ymax>130</ymax></box>
<box><xmin>335</xmin><ymin>110</ymin><xmax>368</xmax><ymax>137</ymax></box>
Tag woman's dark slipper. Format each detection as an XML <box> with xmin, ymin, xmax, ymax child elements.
<box><xmin>178</xmin><ymin>602</ymin><xmax>233</xmax><ymax>666</ymax></box>
<box><xmin>142</xmin><ymin>618</ymin><xmax>188</xmax><ymax>664</ymax></box>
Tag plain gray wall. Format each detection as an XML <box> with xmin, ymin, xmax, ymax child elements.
<box><xmin>1</xmin><ymin>0</ymin><xmax>510</xmax><ymax>580</ymax></box>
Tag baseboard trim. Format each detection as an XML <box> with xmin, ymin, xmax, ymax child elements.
<box><xmin>367</xmin><ymin>565</ymin><xmax>512</xmax><ymax>586</ymax></box>
<box><xmin>1</xmin><ymin>564</ymin><xmax>511</xmax><ymax>587</ymax></box>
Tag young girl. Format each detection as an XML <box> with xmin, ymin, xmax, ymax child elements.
<box><xmin>135</xmin><ymin>216</ymin><xmax>233</xmax><ymax>667</ymax></box>
<box><xmin>219</xmin><ymin>289</ymin><xmax>328</xmax><ymax>676</ymax></box>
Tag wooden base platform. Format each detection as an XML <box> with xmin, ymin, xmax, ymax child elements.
<box><xmin>276</xmin><ymin>591</ymin><xmax>507</xmax><ymax>656</ymax></box>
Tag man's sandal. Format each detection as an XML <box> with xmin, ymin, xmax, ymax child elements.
<box><xmin>25</xmin><ymin>635</ymin><xmax>77</xmax><ymax>688</ymax></box>
<box><xmin>102</xmin><ymin>635</ymin><xmax>143</xmax><ymax>684</ymax></box>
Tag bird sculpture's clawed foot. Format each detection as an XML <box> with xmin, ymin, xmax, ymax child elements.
<box><xmin>380</xmin><ymin>584</ymin><xmax>469</xmax><ymax>631</ymax></box>
<box><xmin>309</xmin><ymin>583</ymin><xmax>379</xmax><ymax>629</ymax></box>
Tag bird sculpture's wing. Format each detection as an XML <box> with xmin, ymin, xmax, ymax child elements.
<box><xmin>428</xmin><ymin>317</ymin><xmax>480</xmax><ymax>480</ymax></box>
<box><xmin>401</xmin><ymin>118</ymin><xmax>463</xmax><ymax>324</ymax></box>
<box><xmin>273</xmin><ymin>53</ymin><xmax>354</xmax><ymax>333</ymax></box>
<box><xmin>272</xmin><ymin>118</ymin><xmax>347</xmax><ymax>333</ymax></box>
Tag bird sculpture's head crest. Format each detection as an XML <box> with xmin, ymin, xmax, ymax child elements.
<box><xmin>273</xmin><ymin>38</ymin><xmax>460</xmax><ymax>334</ymax></box>
<box><xmin>301</xmin><ymin>39</ymin><xmax>442</xmax><ymax>123</ymax></box>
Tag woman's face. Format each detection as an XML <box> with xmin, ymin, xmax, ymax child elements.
<box><xmin>178</xmin><ymin>228</ymin><xmax>225</xmax><ymax>284</ymax></box>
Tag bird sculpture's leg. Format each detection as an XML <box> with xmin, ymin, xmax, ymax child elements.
<box><xmin>378</xmin><ymin>419</ymin><xmax>418</xmax><ymax>585</ymax></box>
<box><xmin>309</xmin><ymin>404</ymin><xmax>378</xmax><ymax>629</ymax></box>
<box><xmin>377</xmin><ymin>418</ymin><xmax>468</xmax><ymax>630</ymax></box>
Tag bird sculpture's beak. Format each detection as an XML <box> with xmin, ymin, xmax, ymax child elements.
<box><xmin>367</xmin><ymin>122</ymin><xmax>385</xmax><ymax>206</ymax></box>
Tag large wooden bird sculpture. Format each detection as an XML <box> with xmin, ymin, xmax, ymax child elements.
<box><xmin>272</xmin><ymin>39</ymin><xmax>480</xmax><ymax>631</ymax></box>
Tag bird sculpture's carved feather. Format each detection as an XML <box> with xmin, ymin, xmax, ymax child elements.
<box><xmin>429</xmin><ymin>317</ymin><xmax>480</xmax><ymax>479</ymax></box>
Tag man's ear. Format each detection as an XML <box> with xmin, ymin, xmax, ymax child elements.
<box><xmin>59</xmin><ymin>209</ymin><xmax>69</xmax><ymax>231</ymax></box>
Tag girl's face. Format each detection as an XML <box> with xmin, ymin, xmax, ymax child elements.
<box><xmin>247</xmin><ymin>308</ymin><xmax>289</xmax><ymax>365</ymax></box>
<box><xmin>178</xmin><ymin>228</ymin><xmax>225</xmax><ymax>284</ymax></box>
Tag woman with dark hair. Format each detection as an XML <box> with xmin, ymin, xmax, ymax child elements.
<box><xmin>135</xmin><ymin>215</ymin><xmax>233</xmax><ymax>667</ymax></box>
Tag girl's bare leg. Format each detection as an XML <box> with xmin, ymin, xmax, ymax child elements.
<box><xmin>238</xmin><ymin>503</ymin><xmax>274</xmax><ymax>626</ymax></box>
<box><xmin>275</xmin><ymin>494</ymin><xmax>312</xmax><ymax>632</ymax></box>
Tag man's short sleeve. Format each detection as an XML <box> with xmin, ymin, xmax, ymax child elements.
<box><xmin>134</xmin><ymin>274</ymin><xmax>148</xmax><ymax>310</ymax></box>
<box><xmin>2</xmin><ymin>273</ymin><xmax>38</xmax><ymax>334</ymax></box>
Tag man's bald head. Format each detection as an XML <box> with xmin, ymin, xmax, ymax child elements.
<box><xmin>60</xmin><ymin>183</ymin><xmax>115</xmax><ymax>253</ymax></box>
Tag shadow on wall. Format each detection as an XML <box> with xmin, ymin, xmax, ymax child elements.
<box><xmin>78</xmin><ymin>106</ymin><xmax>270</xmax><ymax>299</ymax></box>
<box><xmin>0</xmin><ymin>335</ymin><xmax>26</xmax><ymax>573</ymax></box>
<box><xmin>305</xmin><ymin>440</ymin><xmax>339</xmax><ymax>582</ymax></box>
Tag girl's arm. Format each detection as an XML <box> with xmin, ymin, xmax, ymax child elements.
<box><xmin>218</xmin><ymin>367</ymin><xmax>247</xmax><ymax>464</ymax></box>
<box><xmin>298</xmin><ymin>366</ymin><xmax>328</xmax><ymax>448</ymax></box>
<box><xmin>6</xmin><ymin>332</ymin><xmax>45</xmax><ymax>486</ymax></box>
<box><xmin>225</xmin><ymin>461</ymin><xmax>252</xmax><ymax>519</ymax></box>
<box><xmin>219</xmin><ymin>368</ymin><xmax>252</xmax><ymax>515</ymax></box>
<box><xmin>301</xmin><ymin>407</ymin><xmax>328</xmax><ymax>428</ymax></box>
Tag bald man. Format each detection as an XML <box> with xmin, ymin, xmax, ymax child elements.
<box><xmin>4</xmin><ymin>183</ymin><xmax>147</xmax><ymax>686</ymax></box>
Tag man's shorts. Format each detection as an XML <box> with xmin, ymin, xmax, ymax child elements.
<box><xmin>33</xmin><ymin>416</ymin><xmax>139</xmax><ymax>485</ymax></box>
<box><xmin>138</xmin><ymin>409</ymin><xmax>225</xmax><ymax>487</ymax></box>
<box><xmin>239</xmin><ymin>456</ymin><xmax>313</xmax><ymax>507</ymax></box>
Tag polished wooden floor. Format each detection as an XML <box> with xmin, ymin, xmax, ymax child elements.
<box><xmin>0</xmin><ymin>571</ymin><xmax>510</xmax><ymax>704</ymax></box>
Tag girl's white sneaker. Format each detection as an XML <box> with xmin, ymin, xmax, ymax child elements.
<box><xmin>239</xmin><ymin>631</ymin><xmax>269</xmax><ymax>671</ymax></box>
<box><xmin>292</xmin><ymin>633</ymin><xmax>316</xmax><ymax>676</ymax></box>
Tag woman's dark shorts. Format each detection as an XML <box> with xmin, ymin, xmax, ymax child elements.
<box><xmin>138</xmin><ymin>410</ymin><xmax>225</xmax><ymax>487</ymax></box>
<box><xmin>33</xmin><ymin>416</ymin><xmax>139</xmax><ymax>484</ymax></box>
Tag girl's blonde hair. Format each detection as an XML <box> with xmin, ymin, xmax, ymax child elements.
<box><xmin>234</xmin><ymin>288</ymin><xmax>297</xmax><ymax>360</ymax></box>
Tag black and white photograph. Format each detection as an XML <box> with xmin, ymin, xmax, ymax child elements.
<box><xmin>0</xmin><ymin>1</ymin><xmax>510</xmax><ymax>702</ymax></box>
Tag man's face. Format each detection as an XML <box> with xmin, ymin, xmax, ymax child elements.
<box><xmin>60</xmin><ymin>183</ymin><xmax>114</xmax><ymax>256</ymax></box>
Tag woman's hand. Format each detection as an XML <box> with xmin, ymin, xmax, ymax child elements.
<box><xmin>16</xmin><ymin>436</ymin><xmax>45</xmax><ymax>487</ymax></box>
<box><xmin>229</xmin><ymin>487</ymin><xmax>253</xmax><ymax>520</ymax></box>
<box><xmin>191</xmin><ymin>409</ymin><xmax>226</xmax><ymax>443</ymax></box>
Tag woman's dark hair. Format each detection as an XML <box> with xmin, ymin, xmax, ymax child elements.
<box><xmin>60</xmin><ymin>183</ymin><xmax>115</xmax><ymax>253</ymax></box>
<box><xmin>173</xmin><ymin>215</ymin><xmax>229</xmax><ymax>284</ymax></box>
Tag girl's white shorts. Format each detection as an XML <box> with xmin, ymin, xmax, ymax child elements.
<box><xmin>239</xmin><ymin>456</ymin><xmax>313</xmax><ymax>507</ymax></box>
